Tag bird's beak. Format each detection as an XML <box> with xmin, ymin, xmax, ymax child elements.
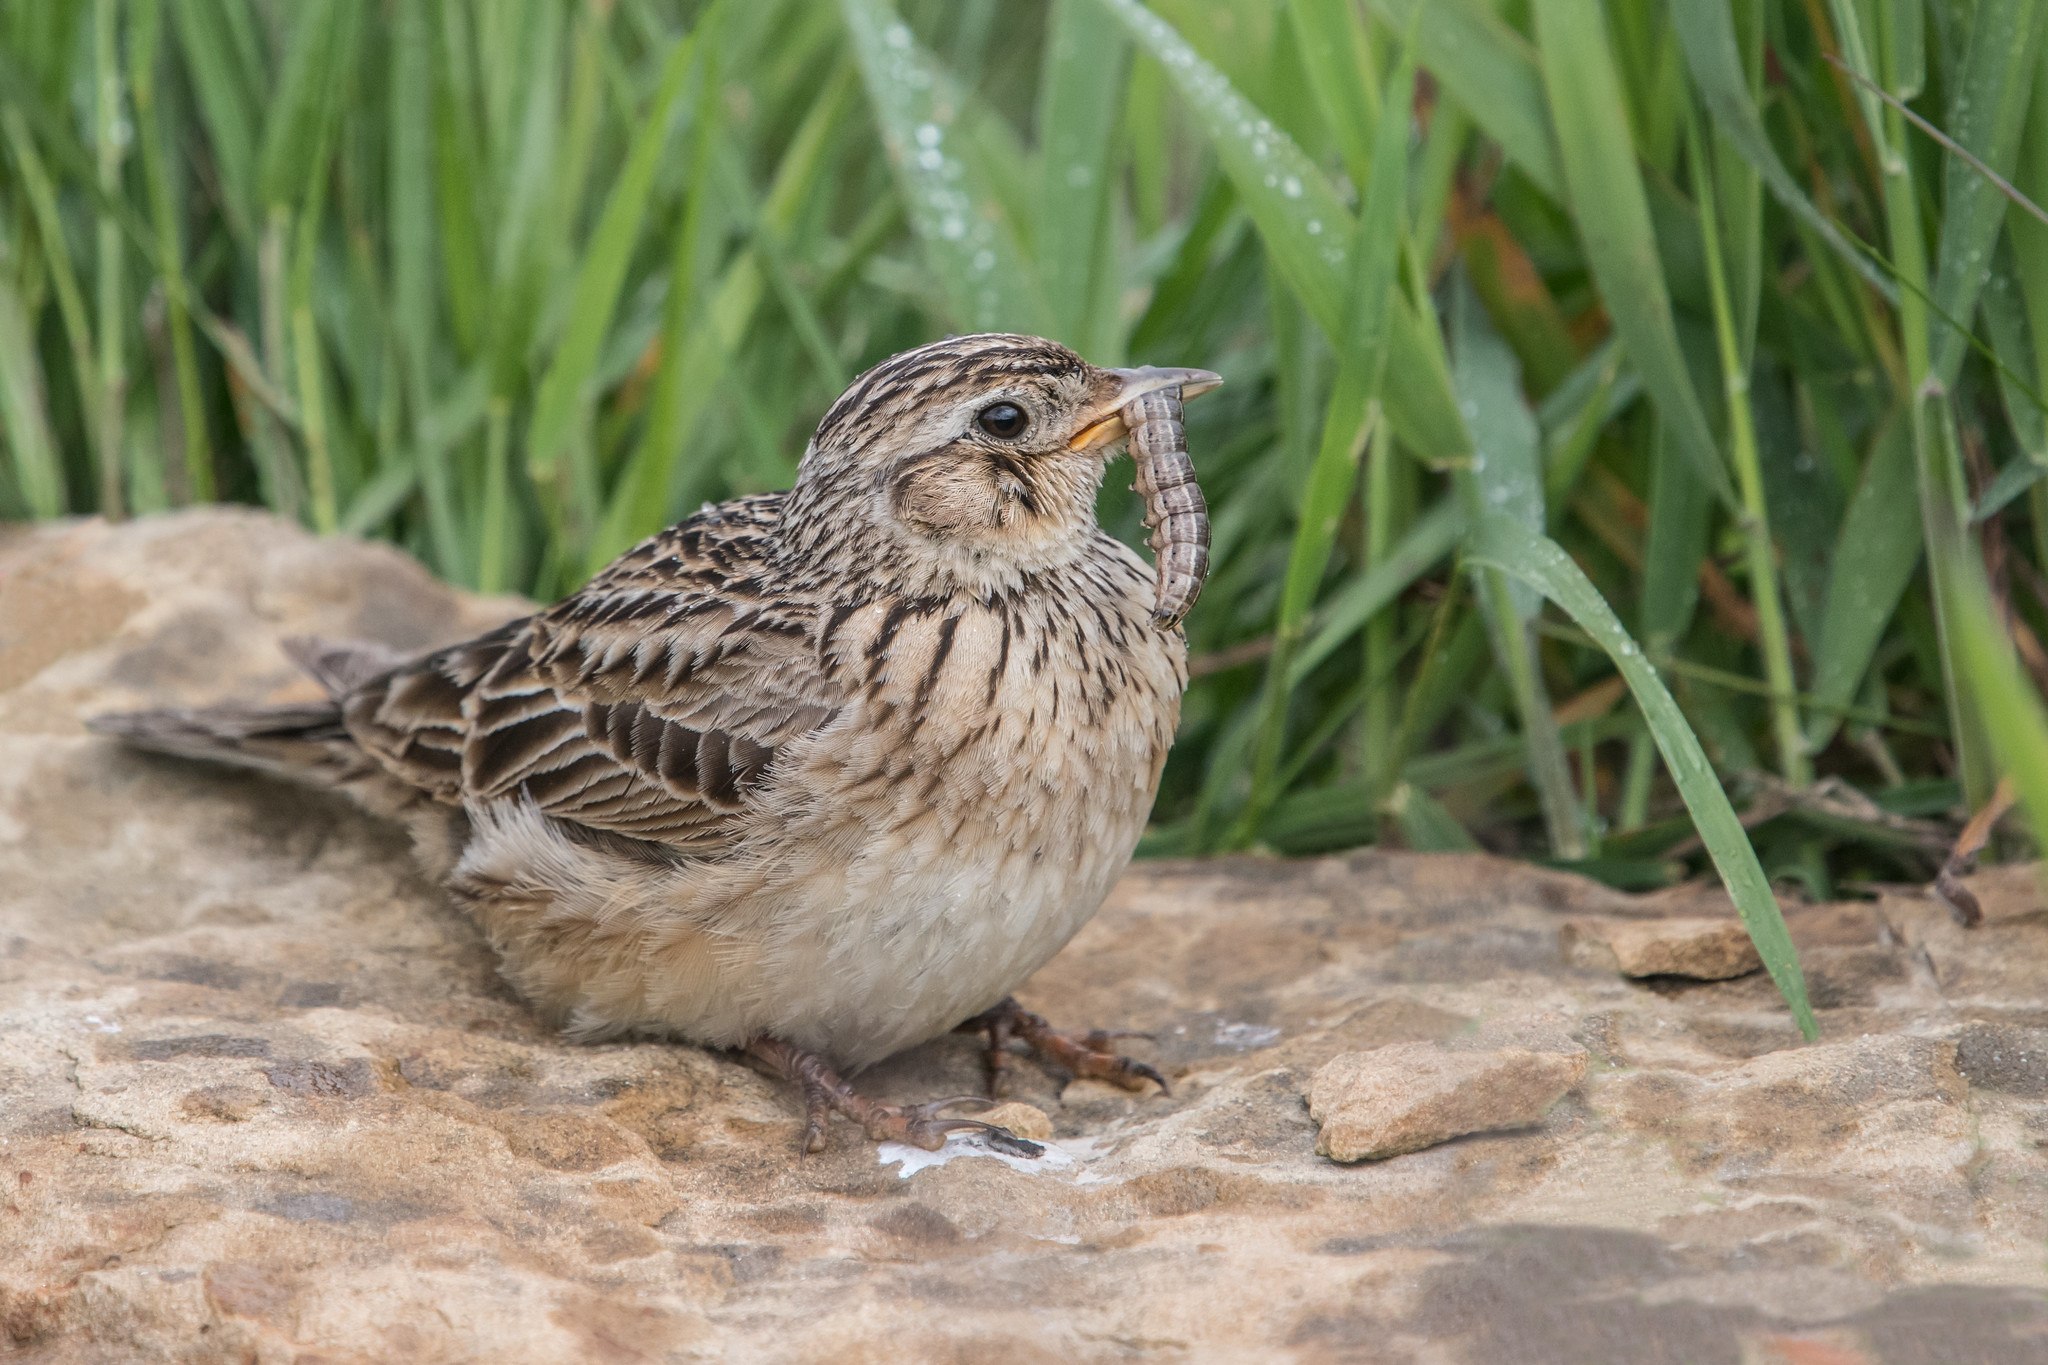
<box><xmin>1070</xmin><ymin>365</ymin><xmax>1224</xmax><ymax>452</ymax></box>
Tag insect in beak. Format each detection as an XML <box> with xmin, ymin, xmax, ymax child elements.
<box><xmin>1065</xmin><ymin>366</ymin><xmax>1222</xmax><ymax>630</ymax></box>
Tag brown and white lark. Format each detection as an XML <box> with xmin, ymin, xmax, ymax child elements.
<box><xmin>94</xmin><ymin>333</ymin><xmax>1221</xmax><ymax>1155</ymax></box>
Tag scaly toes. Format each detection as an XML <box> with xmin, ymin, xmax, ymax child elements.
<box><xmin>975</xmin><ymin>1001</ymin><xmax>1172</xmax><ymax>1098</ymax></box>
<box><xmin>752</xmin><ymin>1036</ymin><xmax>1045</xmax><ymax>1158</ymax></box>
<box><xmin>857</xmin><ymin>1098</ymin><xmax>1044</xmax><ymax>1157</ymax></box>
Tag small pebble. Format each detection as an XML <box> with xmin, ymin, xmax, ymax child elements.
<box><xmin>979</xmin><ymin>1101</ymin><xmax>1053</xmax><ymax>1141</ymax></box>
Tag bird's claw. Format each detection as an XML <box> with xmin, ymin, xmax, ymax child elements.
<box><xmin>866</xmin><ymin>1094</ymin><xmax>1042</xmax><ymax>1157</ymax></box>
<box><xmin>961</xmin><ymin>998</ymin><xmax>1173</xmax><ymax>1098</ymax></box>
<box><xmin>746</xmin><ymin>1038</ymin><xmax>1042</xmax><ymax>1158</ymax></box>
<box><xmin>1082</xmin><ymin>1054</ymin><xmax>1171</xmax><ymax>1094</ymax></box>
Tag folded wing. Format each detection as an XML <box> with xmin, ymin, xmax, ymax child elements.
<box><xmin>342</xmin><ymin>495</ymin><xmax>843</xmax><ymax>854</ymax></box>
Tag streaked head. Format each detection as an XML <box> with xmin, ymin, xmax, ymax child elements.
<box><xmin>788</xmin><ymin>333</ymin><xmax>1218</xmax><ymax>588</ymax></box>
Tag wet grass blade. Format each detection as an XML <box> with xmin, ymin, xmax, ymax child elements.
<box><xmin>1453</xmin><ymin>273</ymin><xmax>1586</xmax><ymax>856</ymax></box>
<box><xmin>1468</xmin><ymin>510</ymin><xmax>1817</xmax><ymax>1040</ymax></box>
<box><xmin>840</xmin><ymin>0</ymin><xmax>1049</xmax><ymax>334</ymax></box>
<box><xmin>1235</xmin><ymin>37</ymin><xmax>1417</xmax><ymax>845</ymax></box>
<box><xmin>1100</xmin><ymin>0</ymin><xmax>1467</xmax><ymax>461</ymax></box>
<box><xmin>1926</xmin><ymin>0</ymin><xmax>2048</xmax><ymax>385</ymax></box>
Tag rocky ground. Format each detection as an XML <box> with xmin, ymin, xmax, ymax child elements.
<box><xmin>3</xmin><ymin>511</ymin><xmax>2046</xmax><ymax>1363</ymax></box>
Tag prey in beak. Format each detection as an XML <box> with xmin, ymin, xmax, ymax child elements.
<box><xmin>1071</xmin><ymin>365</ymin><xmax>1222</xmax><ymax>630</ymax></box>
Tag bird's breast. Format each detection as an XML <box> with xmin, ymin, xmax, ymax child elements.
<box><xmin>800</xmin><ymin>554</ymin><xmax>1186</xmax><ymax>847</ymax></box>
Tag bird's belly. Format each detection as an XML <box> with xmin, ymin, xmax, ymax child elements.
<box><xmin>746</xmin><ymin>795</ymin><xmax>1147</xmax><ymax>1066</ymax></box>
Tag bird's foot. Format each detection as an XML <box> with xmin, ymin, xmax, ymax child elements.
<box><xmin>743</xmin><ymin>1037</ymin><xmax>1044</xmax><ymax>1158</ymax></box>
<box><xmin>960</xmin><ymin>997</ymin><xmax>1172</xmax><ymax>1099</ymax></box>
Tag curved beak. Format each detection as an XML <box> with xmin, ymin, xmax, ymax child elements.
<box><xmin>1071</xmin><ymin>365</ymin><xmax>1223</xmax><ymax>452</ymax></box>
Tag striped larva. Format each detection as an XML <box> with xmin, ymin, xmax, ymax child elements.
<box><xmin>1125</xmin><ymin>384</ymin><xmax>1210</xmax><ymax>630</ymax></box>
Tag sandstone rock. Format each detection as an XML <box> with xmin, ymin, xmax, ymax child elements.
<box><xmin>978</xmin><ymin>1101</ymin><xmax>1054</xmax><ymax>1141</ymax></box>
<box><xmin>6</xmin><ymin>512</ymin><xmax>2048</xmax><ymax>1362</ymax></box>
<box><xmin>1563</xmin><ymin>914</ymin><xmax>1763</xmax><ymax>979</ymax></box>
<box><xmin>1307</xmin><ymin>1043</ymin><xmax>1588</xmax><ymax>1161</ymax></box>
<box><xmin>1951</xmin><ymin>1022</ymin><xmax>2048</xmax><ymax>1097</ymax></box>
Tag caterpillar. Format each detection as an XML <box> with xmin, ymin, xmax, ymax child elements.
<box><xmin>1125</xmin><ymin>384</ymin><xmax>1210</xmax><ymax>630</ymax></box>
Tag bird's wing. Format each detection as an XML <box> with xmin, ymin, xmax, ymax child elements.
<box><xmin>343</xmin><ymin>494</ymin><xmax>844</xmax><ymax>853</ymax></box>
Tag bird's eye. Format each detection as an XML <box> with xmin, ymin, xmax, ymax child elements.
<box><xmin>976</xmin><ymin>402</ymin><xmax>1030</xmax><ymax>440</ymax></box>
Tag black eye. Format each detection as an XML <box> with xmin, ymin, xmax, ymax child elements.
<box><xmin>976</xmin><ymin>402</ymin><xmax>1029</xmax><ymax>440</ymax></box>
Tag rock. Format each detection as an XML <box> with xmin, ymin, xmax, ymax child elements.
<box><xmin>1949</xmin><ymin>1022</ymin><xmax>2048</xmax><ymax>1098</ymax></box>
<box><xmin>7</xmin><ymin>511</ymin><xmax>2048</xmax><ymax>1361</ymax></box>
<box><xmin>1563</xmin><ymin>914</ymin><xmax>1763</xmax><ymax>980</ymax></box>
<box><xmin>978</xmin><ymin>1101</ymin><xmax>1053</xmax><ymax>1141</ymax></box>
<box><xmin>1307</xmin><ymin>1043</ymin><xmax>1587</xmax><ymax>1161</ymax></box>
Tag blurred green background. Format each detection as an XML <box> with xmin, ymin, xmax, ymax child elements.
<box><xmin>3</xmin><ymin>0</ymin><xmax>2047</xmax><ymax>956</ymax></box>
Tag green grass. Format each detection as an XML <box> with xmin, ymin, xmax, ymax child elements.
<box><xmin>6</xmin><ymin>0</ymin><xmax>2048</xmax><ymax>1035</ymax></box>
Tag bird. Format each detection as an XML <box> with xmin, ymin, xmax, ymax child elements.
<box><xmin>91</xmin><ymin>333</ymin><xmax>1221</xmax><ymax>1156</ymax></box>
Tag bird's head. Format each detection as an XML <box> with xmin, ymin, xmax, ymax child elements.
<box><xmin>784</xmin><ymin>333</ymin><xmax>1219</xmax><ymax>597</ymax></box>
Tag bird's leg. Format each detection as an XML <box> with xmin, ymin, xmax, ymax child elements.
<box><xmin>958</xmin><ymin>998</ymin><xmax>1171</xmax><ymax>1098</ymax></box>
<box><xmin>742</xmin><ymin>1037</ymin><xmax>1043</xmax><ymax>1157</ymax></box>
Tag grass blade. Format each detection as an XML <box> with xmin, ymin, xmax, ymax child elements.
<box><xmin>1467</xmin><ymin>510</ymin><xmax>1817</xmax><ymax>1040</ymax></box>
<box><xmin>839</xmin><ymin>0</ymin><xmax>1050</xmax><ymax>334</ymax></box>
<box><xmin>599</xmin><ymin>47</ymin><xmax>853</xmax><ymax>562</ymax></box>
<box><xmin>1639</xmin><ymin>420</ymin><xmax>1708</xmax><ymax>652</ymax></box>
<box><xmin>0</xmin><ymin>272</ymin><xmax>65</xmax><ymax>516</ymax></box>
<box><xmin>92</xmin><ymin>0</ymin><xmax>127</xmax><ymax>518</ymax></box>
<box><xmin>1926</xmin><ymin>0</ymin><xmax>2048</xmax><ymax>385</ymax></box>
<box><xmin>430</xmin><ymin>6</ymin><xmax>488</xmax><ymax>358</ymax></box>
<box><xmin>1453</xmin><ymin>273</ymin><xmax>1586</xmax><ymax>857</ymax></box>
<box><xmin>1363</xmin><ymin>0</ymin><xmax>1561</xmax><ymax>199</ymax></box>
<box><xmin>166</xmin><ymin>0</ymin><xmax>260</xmax><ymax>240</ymax></box>
<box><xmin>1806</xmin><ymin>415</ymin><xmax>1920</xmax><ymax>753</ymax></box>
<box><xmin>386</xmin><ymin>0</ymin><xmax>458</xmax><ymax>573</ymax></box>
<box><xmin>1532</xmin><ymin>0</ymin><xmax>1735</xmax><ymax>509</ymax></box>
<box><xmin>1292</xmin><ymin>497</ymin><xmax>1464</xmax><ymax>683</ymax></box>
<box><xmin>1235</xmin><ymin>37</ymin><xmax>1417</xmax><ymax>845</ymax></box>
<box><xmin>1671</xmin><ymin>1</ymin><xmax>1894</xmax><ymax>299</ymax></box>
<box><xmin>255</xmin><ymin>0</ymin><xmax>353</xmax><ymax>215</ymax></box>
<box><xmin>130</xmin><ymin>0</ymin><xmax>215</xmax><ymax>504</ymax></box>
<box><xmin>526</xmin><ymin>23</ymin><xmax>700</xmax><ymax>524</ymax></box>
<box><xmin>1692</xmin><ymin>117</ymin><xmax>1808</xmax><ymax>784</ymax></box>
<box><xmin>4</xmin><ymin>109</ymin><xmax>108</xmax><ymax>510</ymax></box>
<box><xmin>1932</xmin><ymin>501</ymin><xmax>2048</xmax><ymax>870</ymax></box>
<box><xmin>1036</xmin><ymin>0</ymin><xmax>1126</xmax><ymax>349</ymax></box>
<box><xmin>1285</xmin><ymin>0</ymin><xmax>1377</xmax><ymax>188</ymax></box>
<box><xmin>1385</xmin><ymin>782</ymin><xmax>1482</xmax><ymax>852</ymax></box>
<box><xmin>1099</xmin><ymin>0</ymin><xmax>1468</xmax><ymax>462</ymax></box>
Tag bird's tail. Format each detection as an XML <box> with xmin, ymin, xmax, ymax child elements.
<box><xmin>86</xmin><ymin>635</ymin><xmax>405</xmax><ymax>788</ymax></box>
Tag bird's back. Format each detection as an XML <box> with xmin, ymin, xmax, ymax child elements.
<box><xmin>335</xmin><ymin>493</ymin><xmax>847</xmax><ymax>856</ymax></box>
